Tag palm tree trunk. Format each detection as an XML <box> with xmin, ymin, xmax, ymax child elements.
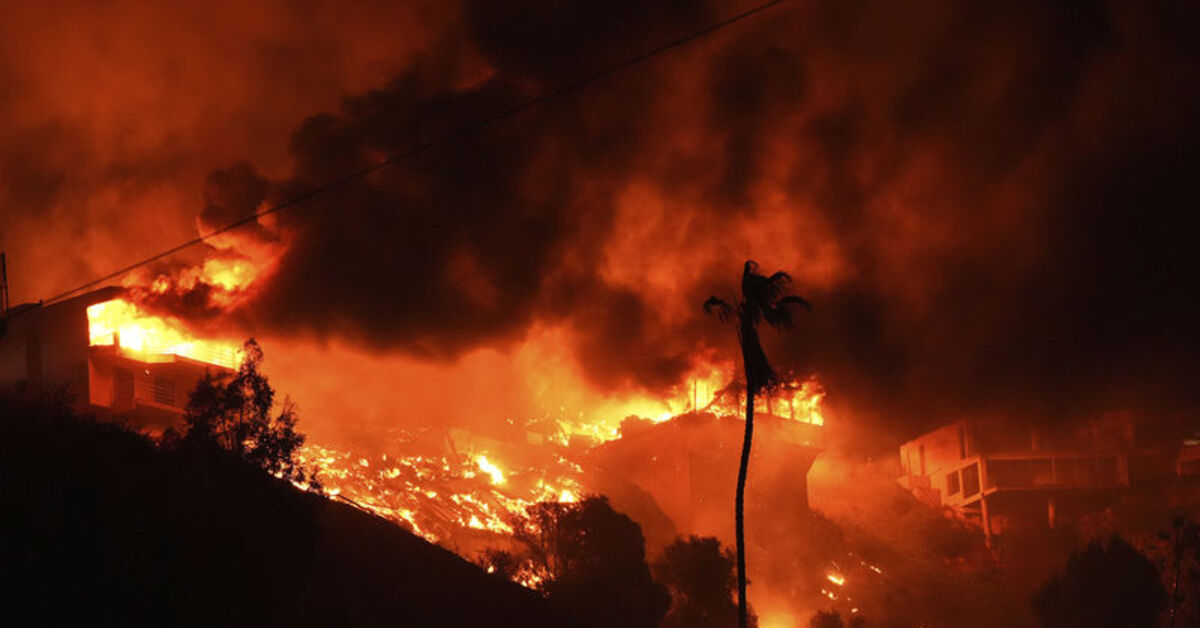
<box><xmin>736</xmin><ymin>384</ymin><xmax>754</xmax><ymax>628</ymax></box>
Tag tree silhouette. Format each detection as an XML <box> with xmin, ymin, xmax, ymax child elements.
<box><xmin>1163</xmin><ymin>516</ymin><xmax>1199</xmax><ymax>628</ymax></box>
<box><xmin>704</xmin><ymin>260</ymin><xmax>810</xmax><ymax>628</ymax></box>
<box><xmin>506</xmin><ymin>496</ymin><xmax>670</xmax><ymax>628</ymax></box>
<box><xmin>172</xmin><ymin>339</ymin><xmax>312</xmax><ymax>485</ymax></box>
<box><xmin>654</xmin><ymin>535</ymin><xmax>755</xmax><ymax>628</ymax></box>
<box><xmin>1032</xmin><ymin>535</ymin><xmax>1167</xmax><ymax>628</ymax></box>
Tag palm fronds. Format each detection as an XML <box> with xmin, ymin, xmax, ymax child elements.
<box><xmin>703</xmin><ymin>296</ymin><xmax>736</xmax><ymax>322</ymax></box>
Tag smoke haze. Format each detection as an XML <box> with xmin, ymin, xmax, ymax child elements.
<box><xmin>3</xmin><ymin>0</ymin><xmax>1198</xmax><ymax>447</ymax></box>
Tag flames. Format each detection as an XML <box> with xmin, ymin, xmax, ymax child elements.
<box><xmin>295</xmin><ymin>442</ymin><xmax>583</xmax><ymax>544</ymax></box>
<box><xmin>475</xmin><ymin>455</ymin><xmax>506</xmax><ymax>486</ymax></box>
<box><xmin>85</xmin><ymin>290</ymin><xmax>829</xmax><ymax>556</ymax></box>
<box><xmin>81</xmin><ymin>254</ymin><xmax>837</xmax><ymax>601</ymax></box>
<box><xmin>552</xmin><ymin>362</ymin><xmax>827</xmax><ymax>447</ymax></box>
<box><xmin>83</xmin><ymin>285</ymin><xmax>864</xmax><ymax>622</ymax></box>
<box><xmin>293</xmin><ymin>365</ymin><xmax>829</xmax><ymax>594</ymax></box>
<box><xmin>133</xmin><ymin>257</ymin><xmax>263</xmax><ymax>311</ymax></box>
<box><xmin>84</xmin><ymin>242</ymin><xmax>273</xmax><ymax>369</ymax></box>
<box><xmin>87</xmin><ymin>298</ymin><xmax>241</xmax><ymax>368</ymax></box>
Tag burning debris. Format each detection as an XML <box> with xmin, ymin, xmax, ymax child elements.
<box><xmin>296</xmin><ymin>440</ymin><xmax>583</xmax><ymax>546</ymax></box>
<box><xmin>294</xmin><ymin>367</ymin><xmax>829</xmax><ymax>558</ymax></box>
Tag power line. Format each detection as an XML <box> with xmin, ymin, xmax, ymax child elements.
<box><xmin>42</xmin><ymin>0</ymin><xmax>789</xmax><ymax>306</ymax></box>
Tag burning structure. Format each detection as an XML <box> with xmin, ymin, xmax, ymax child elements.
<box><xmin>0</xmin><ymin>286</ymin><xmax>237</xmax><ymax>430</ymax></box>
<box><xmin>590</xmin><ymin>409</ymin><xmax>824</xmax><ymax>547</ymax></box>
<box><xmin>0</xmin><ymin>258</ymin><xmax>835</xmax><ymax>591</ymax></box>
<box><xmin>299</xmin><ymin>374</ymin><xmax>830</xmax><ymax>557</ymax></box>
<box><xmin>898</xmin><ymin>413</ymin><xmax>1176</xmax><ymax>543</ymax></box>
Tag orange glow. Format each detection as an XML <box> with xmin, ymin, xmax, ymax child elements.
<box><xmin>125</xmin><ymin>250</ymin><xmax>275</xmax><ymax>312</ymax></box>
<box><xmin>758</xmin><ymin>611</ymin><xmax>799</xmax><ymax>628</ymax></box>
<box><xmin>86</xmin><ymin>298</ymin><xmax>240</xmax><ymax>368</ymax></box>
<box><xmin>474</xmin><ymin>455</ymin><xmax>506</xmax><ymax>486</ymax></box>
<box><xmin>86</xmin><ymin>285</ymin><xmax>831</xmax><ymax>600</ymax></box>
<box><xmin>297</xmin><ymin>444</ymin><xmax>583</xmax><ymax>549</ymax></box>
<box><xmin>552</xmin><ymin>358</ymin><xmax>827</xmax><ymax>446</ymax></box>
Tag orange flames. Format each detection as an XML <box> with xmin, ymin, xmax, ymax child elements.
<box><xmin>87</xmin><ymin>298</ymin><xmax>241</xmax><ymax>368</ymax></box>
<box><xmin>552</xmin><ymin>361</ymin><xmax>827</xmax><ymax>446</ymax></box>
<box><xmin>84</xmin><ymin>241</ymin><xmax>273</xmax><ymax>369</ymax></box>
<box><xmin>83</xmin><ymin>250</ymin><xmax>833</xmax><ymax>596</ymax></box>
<box><xmin>296</xmin><ymin>366</ymin><xmax>829</xmax><ymax>588</ymax></box>
<box><xmin>295</xmin><ymin>443</ymin><xmax>584</xmax><ymax>544</ymax></box>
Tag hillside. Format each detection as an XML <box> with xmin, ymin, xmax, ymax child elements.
<box><xmin>0</xmin><ymin>394</ymin><xmax>563</xmax><ymax>627</ymax></box>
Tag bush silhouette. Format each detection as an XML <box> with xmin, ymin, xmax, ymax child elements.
<box><xmin>507</xmin><ymin>496</ymin><xmax>670</xmax><ymax>628</ymax></box>
<box><xmin>1032</xmin><ymin>535</ymin><xmax>1167</xmax><ymax>628</ymax></box>
<box><xmin>168</xmin><ymin>338</ymin><xmax>313</xmax><ymax>486</ymax></box>
<box><xmin>655</xmin><ymin>535</ymin><xmax>756</xmax><ymax>628</ymax></box>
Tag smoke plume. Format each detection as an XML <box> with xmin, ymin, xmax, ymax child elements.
<box><xmin>3</xmin><ymin>0</ymin><xmax>1199</xmax><ymax>444</ymax></box>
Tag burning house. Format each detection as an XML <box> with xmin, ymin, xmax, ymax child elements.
<box><xmin>898</xmin><ymin>413</ymin><xmax>1174</xmax><ymax>543</ymax></box>
<box><xmin>589</xmin><ymin>410</ymin><xmax>825</xmax><ymax>547</ymax></box>
<box><xmin>0</xmin><ymin>286</ymin><xmax>237</xmax><ymax>431</ymax></box>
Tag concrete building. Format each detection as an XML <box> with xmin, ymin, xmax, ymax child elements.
<box><xmin>0</xmin><ymin>287</ymin><xmax>234</xmax><ymax>431</ymax></box>
<box><xmin>898</xmin><ymin>413</ymin><xmax>1170</xmax><ymax>543</ymax></box>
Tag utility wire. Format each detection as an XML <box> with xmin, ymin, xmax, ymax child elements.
<box><xmin>41</xmin><ymin>0</ymin><xmax>788</xmax><ymax>306</ymax></box>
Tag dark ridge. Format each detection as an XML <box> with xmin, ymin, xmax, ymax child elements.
<box><xmin>0</xmin><ymin>393</ymin><xmax>563</xmax><ymax>627</ymax></box>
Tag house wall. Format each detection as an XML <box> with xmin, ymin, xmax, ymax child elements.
<box><xmin>0</xmin><ymin>307</ymin><xmax>37</xmax><ymax>388</ymax></box>
<box><xmin>0</xmin><ymin>293</ymin><xmax>105</xmax><ymax>400</ymax></box>
<box><xmin>899</xmin><ymin>420</ymin><xmax>968</xmax><ymax>489</ymax></box>
<box><xmin>1</xmin><ymin>288</ymin><xmax>219</xmax><ymax>431</ymax></box>
<box><xmin>899</xmin><ymin>414</ymin><xmax>1166</xmax><ymax>540</ymax></box>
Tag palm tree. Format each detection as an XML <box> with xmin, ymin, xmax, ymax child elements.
<box><xmin>703</xmin><ymin>260</ymin><xmax>810</xmax><ymax>628</ymax></box>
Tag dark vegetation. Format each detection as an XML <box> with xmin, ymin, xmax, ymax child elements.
<box><xmin>1080</xmin><ymin>480</ymin><xmax>1200</xmax><ymax>627</ymax></box>
<box><xmin>1162</xmin><ymin>516</ymin><xmax>1200</xmax><ymax>628</ymax></box>
<box><xmin>483</xmin><ymin>496</ymin><xmax>671</xmax><ymax>628</ymax></box>
<box><xmin>165</xmin><ymin>339</ymin><xmax>312</xmax><ymax>485</ymax></box>
<box><xmin>1032</xmin><ymin>535</ymin><xmax>1167</xmax><ymax>628</ymax></box>
<box><xmin>7</xmin><ymin>340</ymin><xmax>1186</xmax><ymax>627</ymax></box>
<box><xmin>0</xmin><ymin>391</ymin><xmax>561</xmax><ymax>626</ymax></box>
<box><xmin>482</xmin><ymin>498</ymin><xmax>755</xmax><ymax>628</ymax></box>
<box><xmin>809</xmin><ymin>610</ymin><xmax>865</xmax><ymax>628</ymax></box>
<box><xmin>654</xmin><ymin>535</ymin><xmax>755</xmax><ymax>628</ymax></box>
<box><xmin>0</xmin><ymin>340</ymin><xmax>743</xmax><ymax>628</ymax></box>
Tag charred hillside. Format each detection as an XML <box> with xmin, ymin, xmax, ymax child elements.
<box><xmin>0</xmin><ymin>393</ymin><xmax>563</xmax><ymax>627</ymax></box>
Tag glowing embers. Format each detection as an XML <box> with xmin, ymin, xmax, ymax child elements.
<box><xmin>816</xmin><ymin>558</ymin><xmax>885</xmax><ymax>609</ymax></box>
<box><xmin>86</xmin><ymin>298</ymin><xmax>239</xmax><ymax>368</ymax></box>
<box><xmin>298</xmin><ymin>444</ymin><xmax>583</xmax><ymax>547</ymax></box>
<box><xmin>475</xmin><ymin>455</ymin><xmax>506</xmax><ymax>485</ymax></box>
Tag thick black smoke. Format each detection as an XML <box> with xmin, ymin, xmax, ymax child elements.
<box><xmin>202</xmin><ymin>0</ymin><xmax>722</xmax><ymax>389</ymax></box>
<box><xmin>194</xmin><ymin>0</ymin><xmax>1200</xmax><ymax>440</ymax></box>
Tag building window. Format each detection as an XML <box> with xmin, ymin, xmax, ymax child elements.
<box><xmin>962</xmin><ymin>463</ymin><xmax>981</xmax><ymax>497</ymax></box>
<box><xmin>947</xmin><ymin>471</ymin><xmax>961</xmax><ymax>494</ymax></box>
<box><xmin>987</xmin><ymin>458</ymin><xmax>1053</xmax><ymax>488</ymax></box>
